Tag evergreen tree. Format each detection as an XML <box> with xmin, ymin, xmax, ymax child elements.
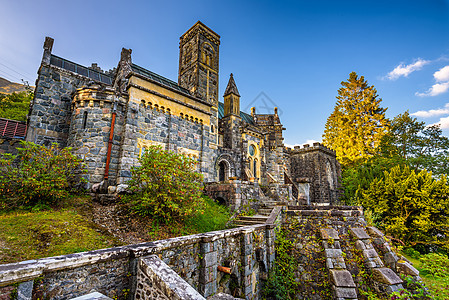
<box><xmin>323</xmin><ymin>72</ymin><xmax>389</xmax><ymax>167</ymax></box>
<box><xmin>361</xmin><ymin>165</ymin><xmax>449</xmax><ymax>251</ymax></box>
<box><xmin>0</xmin><ymin>91</ymin><xmax>33</xmax><ymax>121</ymax></box>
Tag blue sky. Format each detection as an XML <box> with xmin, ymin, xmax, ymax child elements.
<box><xmin>1</xmin><ymin>0</ymin><xmax>449</xmax><ymax>146</ymax></box>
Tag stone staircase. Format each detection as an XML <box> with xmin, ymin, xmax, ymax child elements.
<box><xmin>285</xmin><ymin>205</ymin><xmax>423</xmax><ymax>299</ymax></box>
<box><xmin>232</xmin><ymin>185</ymin><xmax>283</xmax><ymax>227</ymax></box>
<box><xmin>233</xmin><ymin>214</ymin><xmax>269</xmax><ymax>226</ymax></box>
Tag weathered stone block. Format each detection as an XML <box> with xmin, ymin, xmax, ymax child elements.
<box><xmin>362</xmin><ymin>249</ymin><xmax>378</xmax><ymax>259</ymax></box>
<box><xmin>334</xmin><ymin>287</ymin><xmax>357</xmax><ymax>298</ymax></box>
<box><xmin>320</xmin><ymin>228</ymin><xmax>339</xmax><ymax>240</ymax></box>
<box><xmin>396</xmin><ymin>261</ymin><xmax>419</xmax><ymax>277</ymax></box>
<box><xmin>202</xmin><ymin>252</ymin><xmax>217</xmax><ymax>268</ymax></box>
<box><xmin>372</xmin><ymin>268</ymin><xmax>403</xmax><ymax>285</ymax></box>
<box><xmin>325</xmin><ymin>249</ymin><xmax>343</xmax><ymax>259</ymax></box>
<box><xmin>366</xmin><ymin>226</ymin><xmax>384</xmax><ymax>238</ymax></box>
<box><xmin>355</xmin><ymin>240</ymin><xmax>366</xmax><ymax>250</ymax></box>
<box><xmin>384</xmin><ymin>252</ymin><xmax>399</xmax><ymax>267</ymax></box>
<box><xmin>349</xmin><ymin>228</ymin><xmax>370</xmax><ymax>240</ymax></box>
<box><xmin>330</xmin><ymin>270</ymin><xmax>356</xmax><ymax>287</ymax></box>
<box><xmin>17</xmin><ymin>280</ymin><xmax>33</xmax><ymax>300</ymax></box>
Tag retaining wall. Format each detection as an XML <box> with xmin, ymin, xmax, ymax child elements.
<box><xmin>0</xmin><ymin>224</ymin><xmax>275</xmax><ymax>300</ymax></box>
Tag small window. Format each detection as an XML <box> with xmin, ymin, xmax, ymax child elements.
<box><xmin>249</xmin><ymin>144</ymin><xmax>256</xmax><ymax>156</ymax></box>
<box><xmin>82</xmin><ymin>111</ymin><xmax>88</xmax><ymax>129</ymax></box>
<box><xmin>211</xmin><ymin>125</ymin><xmax>215</xmax><ymax>133</ymax></box>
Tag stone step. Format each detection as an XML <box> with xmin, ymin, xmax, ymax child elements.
<box><xmin>234</xmin><ymin>219</ymin><xmax>266</xmax><ymax>226</ymax></box>
<box><xmin>258</xmin><ymin>208</ymin><xmax>273</xmax><ymax>216</ymax></box>
<box><xmin>239</xmin><ymin>215</ymin><xmax>269</xmax><ymax>222</ymax></box>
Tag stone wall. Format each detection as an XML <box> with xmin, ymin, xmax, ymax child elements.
<box><xmin>116</xmin><ymin>101</ymin><xmax>217</xmax><ymax>184</ymax></box>
<box><xmin>204</xmin><ymin>180</ymin><xmax>262</xmax><ymax>212</ymax></box>
<box><xmin>26</xmin><ymin>63</ymin><xmax>90</xmax><ymax>147</ymax></box>
<box><xmin>289</xmin><ymin>143</ymin><xmax>341</xmax><ymax>204</ymax></box>
<box><xmin>0</xmin><ymin>224</ymin><xmax>275</xmax><ymax>300</ymax></box>
<box><xmin>66</xmin><ymin>84</ymin><xmax>125</xmax><ymax>188</ymax></box>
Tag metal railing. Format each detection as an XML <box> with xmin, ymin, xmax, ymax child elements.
<box><xmin>0</xmin><ymin>118</ymin><xmax>27</xmax><ymax>138</ymax></box>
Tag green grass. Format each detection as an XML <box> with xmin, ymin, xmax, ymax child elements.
<box><xmin>0</xmin><ymin>195</ymin><xmax>232</xmax><ymax>264</ymax></box>
<box><xmin>0</xmin><ymin>196</ymin><xmax>119</xmax><ymax>264</ymax></box>
<box><xmin>402</xmin><ymin>253</ymin><xmax>449</xmax><ymax>300</ymax></box>
<box><xmin>185</xmin><ymin>196</ymin><xmax>231</xmax><ymax>233</ymax></box>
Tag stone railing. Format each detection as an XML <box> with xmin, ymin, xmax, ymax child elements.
<box><xmin>0</xmin><ymin>224</ymin><xmax>275</xmax><ymax>300</ymax></box>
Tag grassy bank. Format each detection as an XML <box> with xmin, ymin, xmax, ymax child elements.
<box><xmin>0</xmin><ymin>195</ymin><xmax>231</xmax><ymax>264</ymax></box>
<box><xmin>402</xmin><ymin>253</ymin><xmax>449</xmax><ymax>300</ymax></box>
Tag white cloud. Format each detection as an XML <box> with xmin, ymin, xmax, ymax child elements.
<box><xmin>434</xmin><ymin>65</ymin><xmax>449</xmax><ymax>82</ymax></box>
<box><xmin>411</xmin><ymin>103</ymin><xmax>449</xmax><ymax>118</ymax></box>
<box><xmin>429</xmin><ymin>116</ymin><xmax>449</xmax><ymax>129</ymax></box>
<box><xmin>386</xmin><ymin>58</ymin><xmax>430</xmax><ymax>80</ymax></box>
<box><xmin>415</xmin><ymin>82</ymin><xmax>449</xmax><ymax>97</ymax></box>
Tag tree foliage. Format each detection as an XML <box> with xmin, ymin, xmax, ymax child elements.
<box><xmin>380</xmin><ymin>111</ymin><xmax>449</xmax><ymax>176</ymax></box>
<box><xmin>323</xmin><ymin>72</ymin><xmax>389</xmax><ymax>167</ymax></box>
<box><xmin>342</xmin><ymin>111</ymin><xmax>449</xmax><ymax>204</ymax></box>
<box><xmin>361</xmin><ymin>165</ymin><xmax>449</xmax><ymax>251</ymax></box>
<box><xmin>0</xmin><ymin>91</ymin><xmax>33</xmax><ymax>121</ymax></box>
<box><xmin>0</xmin><ymin>142</ymin><xmax>86</xmax><ymax>209</ymax></box>
<box><xmin>123</xmin><ymin>146</ymin><xmax>204</xmax><ymax>224</ymax></box>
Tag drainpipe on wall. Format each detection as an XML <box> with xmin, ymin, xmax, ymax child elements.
<box><xmin>104</xmin><ymin>99</ymin><xmax>118</xmax><ymax>188</ymax></box>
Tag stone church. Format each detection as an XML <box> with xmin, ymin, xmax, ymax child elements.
<box><xmin>26</xmin><ymin>21</ymin><xmax>341</xmax><ymax>207</ymax></box>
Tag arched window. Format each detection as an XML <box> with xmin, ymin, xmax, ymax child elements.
<box><xmin>218</xmin><ymin>161</ymin><xmax>227</xmax><ymax>182</ymax></box>
<box><xmin>254</xmin><ymin>159</ymin><xmax>258</xmax><ymax>178</ymax></box>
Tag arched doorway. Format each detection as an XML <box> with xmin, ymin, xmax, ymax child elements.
<box><xmin>219</xmin><ymin>161</ymin><xmax>227</xmax><ymax>182</ymax></box>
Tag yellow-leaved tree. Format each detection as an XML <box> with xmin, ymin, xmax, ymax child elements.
<box><xmin>323</xmin><ymin>72</ymin><xmax>389</xmax><ymax>167</ymax></box>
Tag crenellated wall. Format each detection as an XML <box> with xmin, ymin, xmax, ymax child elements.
<box><xmin>288</xmin><ymin>143</ymin><xmax>341</xmax><ymax>204</ymax></box>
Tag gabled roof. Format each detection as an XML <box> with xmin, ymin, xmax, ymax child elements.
<box><xmin>223</xmin><ymin>73</ymin><xmax>240</xmax><ymax>97</ymax></box>
<box><xmin>218</xmin><ymin>102</ymin><xmax>254</xmax><ymax>124</ymax></box>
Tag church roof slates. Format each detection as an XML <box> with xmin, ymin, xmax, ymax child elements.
<box><xmin>131</xmin><ymin>64</ymin><xmax>190</xmax><ymax>94</ymax></box>
<box><xmin>218</xmin><ymin>102</ymin><xmax>254</xmax><ymax>124</ymax></box>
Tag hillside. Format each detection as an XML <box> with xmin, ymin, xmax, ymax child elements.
<box><xmin>0</xmin><ymin>77</ymin><xmax>31</xmax><ymax>94</ymax></box>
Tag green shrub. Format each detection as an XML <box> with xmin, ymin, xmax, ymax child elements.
<box><xmin>0</xmin><ymin>142</ymin><xmax>86</xmax><ymax>209</ymax></box>
<box><xmin>404</xmin><ymin>247</ymin><xmax>421</xmax><ymax>260</ymax></box>
<box><xmin>420</xmin><ymin>253</ymin><xmax>449</xmax><ymax>278</ymax></box>
<box><xmin>122</xmin><ymin>146</ymin><xmax>204</xmax><ymax>224</ymax></box>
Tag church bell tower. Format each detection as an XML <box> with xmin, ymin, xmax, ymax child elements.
<box><xmin>178</xmin><ymin>21</ymin><xmax>220</xmax><ymax>108</ymax></box>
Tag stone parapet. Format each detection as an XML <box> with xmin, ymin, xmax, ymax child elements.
<box><xmin>0</xmin><ymin>224</ymin><xmax>273</xmax><ymax>300</ymax></box>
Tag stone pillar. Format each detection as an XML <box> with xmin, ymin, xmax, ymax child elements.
<box><xmin>241</xmin><ymin>228</ymin><xmax>254</xmax><ymax>299</ymax></box>
<box><xmin>199</xmin><ymin>235</ymin><xmax>218</xmax><ymax>297</ymax></box>
<box><xmin>42</xmin><ymin>37</ymin><xmax>54</xmax><ymax>65</ymax></box>
<box><xmin>265</xmin><ymin>224</ymin><xmax>276</xmax><ymax>270</ymax></box>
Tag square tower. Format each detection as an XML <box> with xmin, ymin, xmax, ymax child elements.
<box><xmin>178</xmin><ymin>21</ymin><xmax>220</xmax><ymax>108</ymax></box>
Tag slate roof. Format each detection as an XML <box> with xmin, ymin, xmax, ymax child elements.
<box><xmin>218</xmin><ymin>102</ymin><xmax>254</xmax><ymax>124</ymax></box>
<box><xmin>131</xmin><ymin>64</ymin><xmax>190</xmax><ymax>94</ymax></box>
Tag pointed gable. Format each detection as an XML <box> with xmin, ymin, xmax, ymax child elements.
<box><xmin>223</xmin><ymin>73</ymin><xmax>240</xmax><ymax>97</ymax></box>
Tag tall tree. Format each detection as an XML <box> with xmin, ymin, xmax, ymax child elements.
<box><xmin>380</xmin><ymin>111</ymin><xmax>449</xmax><ymax>176</ymax></box>
<box><xmin>323</xmin><ymin>72</ymin><xmax>389</xmax><ymax>167</ymax></box>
